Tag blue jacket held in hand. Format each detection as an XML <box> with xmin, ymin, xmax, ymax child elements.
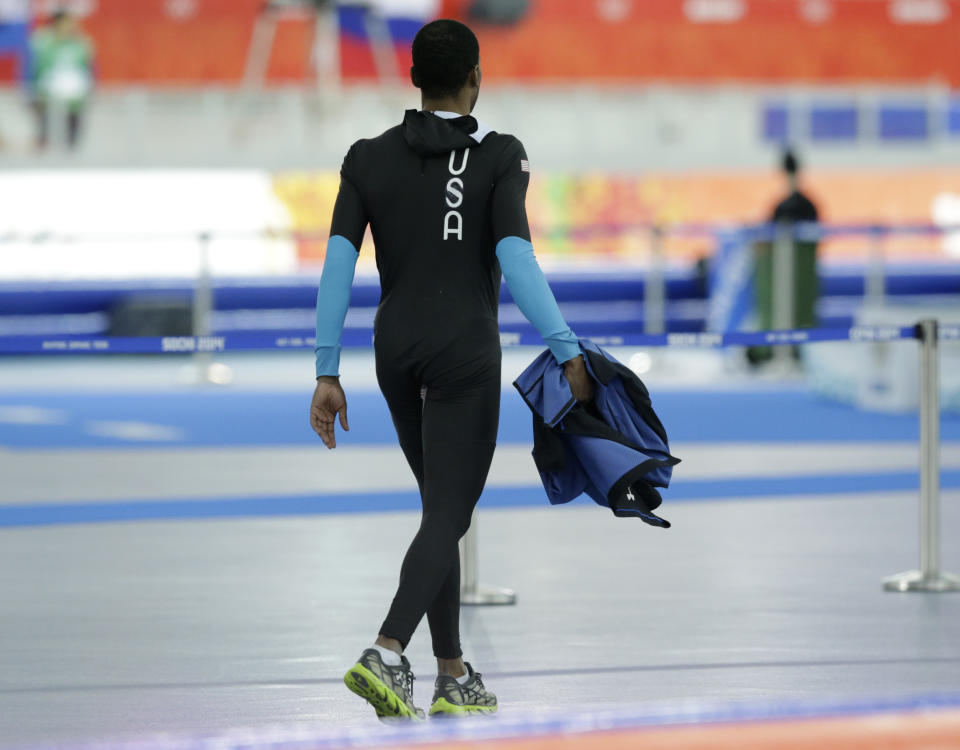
<box><xmin>513</xmin><ymin>341</ymin><xmax>680</xmax><ymax>528</ymax></box>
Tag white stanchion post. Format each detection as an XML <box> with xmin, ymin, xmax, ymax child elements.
<box><xmin>644</xmin><ymin>225</ymin><xmax>665</xmax><ymax>335</ymax></box>
<box><xmin>313</xmin><ymin>0</ymin><xmax>341</xmax><ymax>98</ymax></box>
<box><xmin>190</xmin><ymin>232</ymin><xmax>232</xmax><ymax>386</ymax></box>
<box><xmin>864</xmin><ymin>227</ymin><xmax>888</xmax><ymax>394</ymax></box>
<box><xmin>193</xmin><ymin>232</ymin><xmax>212</xmax><ymax>339</ymax></box>
<box><xmin>459</xmin><ymin>509</ymin><xmax>516</xmax><ymax>606</ymax></box>
<box><xmin>883</xmin><ymin>319</ymin><xmax>960</xmax><ymax>592</ymax></box>
<box><xmin>364</xmin><ymin>10</ymin><xmax>400</xmax><ymax>81</ymax></box>
<box><xmin>865</xmin><ymin>227</ymin><xmax>886</xmax><ymax>308</ymax></box>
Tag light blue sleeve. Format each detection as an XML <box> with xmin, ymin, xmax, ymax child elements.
<box><xmin>314</xmin><ymin>235</ymin><xmax>359</xmax><ymax>378</ymax></box>
<box><xmin>496</xmin><ymin>236</ymin><xmax>580</xmax><ymax>364</ymax></box>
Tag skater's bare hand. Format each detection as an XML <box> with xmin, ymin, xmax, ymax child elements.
<box><xmin>310</xmin><ymin>376</ymin><xmax>349</xmax><ymax>449</ymax></box>
<box><xmin>563</xmin><ymin>355</ymin><xmax>594</xmax><ymax>403</ymax></box>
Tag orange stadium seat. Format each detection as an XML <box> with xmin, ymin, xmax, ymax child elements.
<box><xmin>2</xmin><ymin>0</ymin><xmax>958</xmax><ymax>85</ymax></box>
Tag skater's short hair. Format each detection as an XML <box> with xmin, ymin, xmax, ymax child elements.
<box><xmin>411</xmin><ymin>20</ymin><xmax>480</xmax><ymax>99</ymax></box>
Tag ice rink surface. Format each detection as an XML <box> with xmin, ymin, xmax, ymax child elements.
<box><xmin>1</xmin><ymin>350</ymin><xmax>959</xmax><ymax>746</ymax></box>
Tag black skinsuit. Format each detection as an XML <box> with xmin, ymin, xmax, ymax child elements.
<box><xmin>329</xmin><ymin>110</ymin><xmax>530</xmax><ymax>657</ymax></box>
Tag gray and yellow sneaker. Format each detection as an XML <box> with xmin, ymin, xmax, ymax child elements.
<box><xmin>428</xmin><ymin>662</ymin><xmax>498</xmax><ymax>717</ymax></box>
<box><xmin>344</xmin><ymin>648</ymin><xmax>425</xmax><ymax>721</ymax></box>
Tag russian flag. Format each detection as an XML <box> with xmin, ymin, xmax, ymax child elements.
<box><xmin>338</xmin><ymin>0</ymin><xmax>440</xmax><ymax>80</ymax></box>
<box><xmin>0</xmin><ymin>0</ymin><xmax>30</xmax><ymax>83</ymax></box>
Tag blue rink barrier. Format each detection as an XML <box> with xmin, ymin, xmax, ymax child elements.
<box><xmin>0</xmin><ymin>324</ymin><xmax>937</xmax><ymax>356</ymax></box>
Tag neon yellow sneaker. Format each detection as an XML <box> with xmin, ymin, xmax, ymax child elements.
<box><xmin>428</xmin><ymin>663</ymin><xmax>497</xmax><ymax>717</ymax></box>
<box><xmin>344</xmin><ymin>648</ymin><xmax>424</xmax><ymax>721</ymax></box>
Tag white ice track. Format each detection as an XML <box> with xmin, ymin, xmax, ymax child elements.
<box><xmin>1</xmin><ymin>352</ymin><xmax>959</xmax><ymax>746</ymax></box>
<box><xmin>2</xmin><ymin>442</ymin><xmax>960</xmax><ymax>505</ymax></box>
<box><xmin>2</xmin><ymin>497</ymin><xmax>960</xmax><ymax>746</ymax></box>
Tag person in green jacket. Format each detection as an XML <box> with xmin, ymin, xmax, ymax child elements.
<box><xmin>747</xmin><ymin>149</ymin><xmax>820</xmax><ymax>365</ymax></box>
<box><xmin>29</xmin><ymin>9</ymin><xmax>94</xmax><ymax>149</ymax></box>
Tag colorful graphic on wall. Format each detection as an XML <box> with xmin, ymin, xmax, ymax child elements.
<box><xmin>0</xmin><ymin>167</ymin><xmax>956</xmax><ymax>281</ymax></box>
<box><xmin>271</xmin><ymin>167</ymin><xmax>960</xmax><ymax>271</ymax></box>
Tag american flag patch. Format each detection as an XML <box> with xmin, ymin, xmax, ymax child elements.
<box><xmin>520</xmin><ymin>159</ymin><xmax>530</xmax><ymax>172</ymax></box>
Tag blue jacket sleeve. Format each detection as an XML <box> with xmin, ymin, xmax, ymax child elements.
<box><xmin>315</xmin><ymin>235</ymin><xmax>359</xmax><ymax>378</ymax></box>
<box><xmin>496</xmin><ymin>236</ymin><xmax>580</xmax><ymax>364</ymax></box>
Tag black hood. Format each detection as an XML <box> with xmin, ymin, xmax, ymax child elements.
<box><xmin>402</xmin><ymin>109</ymin><xmax>481</xmax><ymax>157</ymax></box>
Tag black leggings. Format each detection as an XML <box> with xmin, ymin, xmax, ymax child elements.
<box><xmin>375</xmin><ymin>342</ymin><xmax>500</xmax><ymax>659</ymax></box>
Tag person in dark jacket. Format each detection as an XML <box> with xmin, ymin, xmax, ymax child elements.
<box><xmin>309</xmin><ymin>19</ymin><xmax>591</xmax><ymax>720</ymax></box>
